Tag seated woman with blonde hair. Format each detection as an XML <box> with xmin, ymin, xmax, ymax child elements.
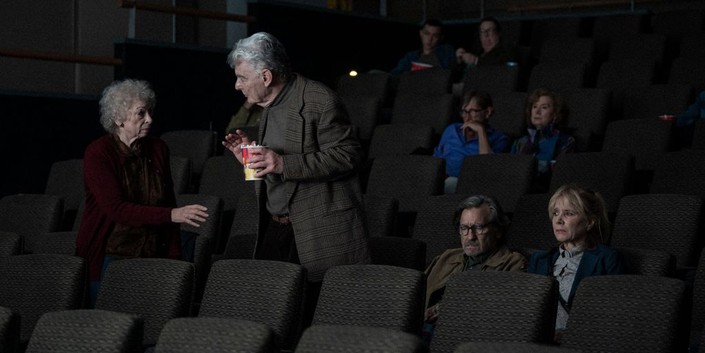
<box><xmin>528</xmin><ymin>183</ymin><xmax>624</xmax><ymax>343</ymax></box>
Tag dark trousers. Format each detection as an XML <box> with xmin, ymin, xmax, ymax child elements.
<box><xmin>257</xmin><ymin>216</ymin><xmax>299</xmax><ymax>263</ymax></box>
<box><xmin>257</xmin><ymin>216</ymin><xmax>320</xmax><ymax>329</ymax></box>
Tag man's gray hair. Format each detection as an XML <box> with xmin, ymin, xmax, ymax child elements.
<box><xmin>453</xmin><ymin>194</ymin><xmax>510</xmax><ymax>234</ymax></box>
<box><xmin>227</xmin><ymin>32</ymin><xmax>291</xmax><ymax>83</ymax></box>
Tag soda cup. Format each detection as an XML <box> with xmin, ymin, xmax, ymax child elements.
<box><xmin>241</xmin><ymin>144</ymin><xmax>264</xmax><ymax>181</ymax></box>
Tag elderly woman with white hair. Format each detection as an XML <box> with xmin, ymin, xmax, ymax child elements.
<box><xmin>76</xmin><ymin>78</ymin><xmax>209</xmax><ymax>307</ymax></box>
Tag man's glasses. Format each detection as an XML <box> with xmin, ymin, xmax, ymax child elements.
<box><xmin>458</xmin><ymin>223</ymin><xmax>492</xmax><ymax>236</ymax></box>
<box><xmin>460</xmin><ymin>108</ymin><xmax>485</xmax><ymax>116</ymax></box>
<box><xmin>479</xmin><ymin>28</ymin><xmax>497</xmax><ymax>36</ymax></box>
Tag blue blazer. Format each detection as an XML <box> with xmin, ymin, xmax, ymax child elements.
<box><xmin>528</xmin><ymin>244</ymin><xmax>625</xmax><ymax>310</ymax></box>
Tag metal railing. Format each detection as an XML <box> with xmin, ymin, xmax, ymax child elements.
<box><xmin>118</xmin><ymin>0</ymin><xmax>255</xmax><ymax>23</ymax></box>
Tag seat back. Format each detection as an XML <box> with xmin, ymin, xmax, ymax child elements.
<box><xmin>549</xmin><ymin>152</ymin><xmax>634</xmax><ymax>215</ymax></box>
<box><xmin>391</xmin><ymin>93</ymin><xmax>455</xmax><ymax>135</ymax></box>
<box><xmin>0</xmin><ymin>231</ymin><xmax>22</xmax><ymax>258</ymax></box>
<box><xmin>694</xmin><ymin>119</ymin><xmax>705</xmax><ymax>150</ymax></box>
<box><xmin>396</xmin><ymin>68</ymin><xmax>452</xmax><ymax>97</ymax></box>
<box><xmin>170</xmin><ymin>155</ymin><xmax>192</xmax><ymax>195</ymax></box>
<box><xmin>175</xmin><ymin>194</ymin><xmax>223</xmax><ymax>252</ymax></box>
<box><xmin>312</xmin><ymin>264</ymin><xmax>425</xmax><ymax>335</ymax></box>
<box><xmin>0</xmin><ymin>306</ymin><xmax>20</xmax><ymax>353</ymax></box>
<box><xmin>506</xmin><ymin>193</ymin><xmax>555</xmax><ymax>253</ymax></box>
<box><xmin>198</xmin><ymin>155</ymin><xmax>253</xmax><ymax>253</ymax></box>
<box><xmin>564</xmin><ymin>88</ymin><xmax>611</xmax><ymax>151</ymax></box>
<box><xmin>198</xmin><ymin>259</ymin><xmax>306</xmax><ymax>350</ymax></box>
<box><xmin>668</xmin><ymin>57</ymin><xmax>705</xmax><ymax>93</ymax></box>
<box><xmin>607</xmin><ymin>33</ymin><xmax>667</xmax><ymax>71</ymax></box>
<box><xmin>617</xmin><ymin>247</ymin><xmax>677</xmax><ymax>277</ymax></box>
<box><xmin>362</xmin><ymin>194</ymin><xmax>398</xmax><ymax>238</ymax></box>
<box><xmin>462</xmin><ymin>65</ymin><xmax>520</xmax><ymax>97</ymax></box>
<box><xmin>160</xmin><ymin>129</ymin><xmax>216</xmax><ymax>180</ymax></box>
<box><xmin>95</xmin><ymin>258</ymin><xmax>195</xmax><ymax>346</ymax></box>
<box><xmin>44</xmin><ymin>158</ymin><xmax>84</xmax><ymax>230</ymax></box>
<box><xmin>155</xmin><ymin>317</ymin><xmax>276</xmax><ymax>353</ymax></box>
<box><xmin>621</xmin><ymin>83</ymin><xmax>693</xmax><ymax>121</ymax></box>
<box><xmin>25</xmin><ymin>309</ymin><xmax>143</xmax><ymax>353</ymax></box>
<box><xmin>530</xmin><ymin>17</ymin><xmax>585</xmax><ymax>59</ymax></box>
<box><xmin>175</xmin><ymin>193</ymin><xmax>222</xmax><ymax>301</ymax></box>
<box><xmin>336</xmin><ymin>71</ymin><xmax>391</xmax><ymax>106</ymax></box>
<box><xmin>0</xmin><ymin>254</ymin><xmax>86</xmax><ymax>342</ymax></box>
<box><xmin>341</xmin><ymin>94</ymin><xmax>382</xmax><ymax>142</ymax></box>
<box><xmin>678</xmin><ymin>33</ymin><xmax>705</xmax><ymax>59</ymax></box>
<box><xmin>430</xmin><ymin>271</ymin><xmax>558</xmax><ymax>353</ymax></box>
<box><xmin>455</xmin><ymin>154</ymin><xmax>536</xmax><ymax>213</ymax></box>
<box><xmin>198</xmin><ymin>155</ymin><xmax>253</xmax><ymax>212</ymax></box>
<box><xmin>368</xmin><ymin>236</ymin><xmax>426</xmax><ymax>271</ymax></box>
<box><xmin>539</xmin><ymin>38</ymin><xmax>596</xmax><ymax>67</ymax></box>
<box><xmin>454</xmin><ymin>341</ymin><xmax>581</xmax><ymax>353</ymax></box>
<box><xmin>221</xmin><ymin>193</ymin><xmax>259</xmax><ymax>259</ymax></box>
<box><xmin>561</xmin><ymin>275</ymin><xmax>687</xmax><ymax>353</ymax></box>
<box><xmin>591</xmin><ymin>13</ymin><xmax>648</xmax><ymax>63</ymax></box>
<box><xmin>651</xmin><ymin>9</ymin><xmax>705</xmax><ymax>40</ymax></box>
<box><xmin>691</xmin><ymin>247</ymin><xmax>705</xmax><ymax>348</ymax></box>
<box><xmin>295</xmin><ymin>325</ymin><xmax>425</xmax><ymax>353</ymax></box>
<box><xmin>650</xmin><ymin>150</ymin><xmax>705</xmax><ymax>200</ymax></box>
<box><xmin>602</xmin><ymin>118</ymin><xmax>673</xmax><ymax>172</ymax></box>
<box><xmin>596</xmin><ymin>59</ymin><xmax>658</xmax><ymax>117</ymax></box>
<box><xmin>367</xmin><ymin>123</ymin><xmax>435</xmax><ymax>159</ymax></box>
<box><xmin>0</xmin><ymin>194</ymin><xmax>63</xmax><ymax>253</ymax></box>
<box><xmin>611</xmin><ymin>193</ymin><xmax>703</xmax><ymax>269</ymax></box>
<box><xmin>365</xmin><ymin>155</ymin><xmax>445</xmax><ymax>213</ymax></box>
<box><xmin>412</xmin><ymin>194</ymin><xmax>467</xmax><ymax>267</ymax></box>
<box><xmin>32</xmin><ymin>231</ymin><xmax>77</xmax><ymax>255</ymax></box>
<box><xmin>527</xmin><ymin>62</ymin><xmax>587</xmax><ymax>93</ymax></box>
<box><xmin>490</xmin><ymin>91</ymin><xmax>528</xmax><ymax>141</ymax></box>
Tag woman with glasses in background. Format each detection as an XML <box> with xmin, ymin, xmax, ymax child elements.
<box><xmin>433</xmin><ymin>90</ymin><xmax>509</xmax><ymax>193</ymax></box>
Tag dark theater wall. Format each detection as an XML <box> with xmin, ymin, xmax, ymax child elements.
<box><xmin>0</xmin><ymin>92</ymin><xmax>101</xmax><ymax>197</ymax></box>
<box><xmin>114</xmin><ymin>39</ymin><xmax>241</xmax><ymax>138</ymax></box>
<box><xmin>248</xmin><ymin>1</ymin><xmax>419</xmax><ymax>89</ymax></box>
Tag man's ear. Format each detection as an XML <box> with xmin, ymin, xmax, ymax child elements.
<box><xmin>261</xmin><ymin>69</ymin><xmax>273</xmax><ymax>87</ymax></box>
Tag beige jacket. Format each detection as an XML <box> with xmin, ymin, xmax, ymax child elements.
<box><xmin>424</xmin><ymin>246</ymin><xmax>527</xmax><ymax>308</ymax></box>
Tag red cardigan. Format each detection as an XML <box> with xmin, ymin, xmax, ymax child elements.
<box><xmin>76</xmin><ymin>134</ymin><xmax>180</xmax><ymax>281</ymax></box>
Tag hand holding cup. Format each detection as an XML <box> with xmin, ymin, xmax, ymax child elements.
<box><xmin>241</xmin><ymin>144</ymin><xmax>265</xmax><ymax>181</ymax></box>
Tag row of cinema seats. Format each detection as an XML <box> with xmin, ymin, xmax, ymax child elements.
<box><xmin>2</xmin><ymin>137</ymin><xmax>704</xmax><ymax>353</ymax></box>
<box><xmin>337</xmin><ymin>10</ymin><xmax>705</xmax><ymax>153</ymax></box>
<box><xmin>3</xmin><ymin>147</ymin><xmax>704</xmax><ymax>260</ymax></box>
<box><xmin>338</xmin><ymin>67</ymin><xmax>702</xmax><ymax>154</ymax></box>
<box><xmin>454</xmin><ymin>9</ymin><xmax>705</xmax><ymax>96</ymax></box>
<box><xmin>3</xmin><ymin>152</ymin><xmax>703</xmax><ymax>299</ymax></box>
<box><xmin>0</xmin><ymin>252</ymin><xmax>705</xmax><ymax>353</ymax></box>
<box><xmin>27</xmin><ymin>113</ymin><xmax>705</xmax><ymax>245</ymax></box>
<box><xmin>1</xmin><ymin>253</ymin><xmax>702</xmax><ymax>353</ymax></box>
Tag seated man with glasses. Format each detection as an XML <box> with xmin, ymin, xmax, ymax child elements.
<box><xmin>456</xmin><ymin>16</ymin><xmax>518</xmax><ymax>74</ymax></box>
<box><xmin>433</xmin><ymin>90</ymin><xmax>509</xmax><ymax>193</ymax></box>
<box><xmin>423</xmin><ymin>194</ymin><xmax>526</xmax><ymax>343</ymax></box>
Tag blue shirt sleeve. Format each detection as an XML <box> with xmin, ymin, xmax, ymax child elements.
<box><xmin>676</xmin><ymin>91</ymin><xmax>705</xmax><ymax>127</ymax></box>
